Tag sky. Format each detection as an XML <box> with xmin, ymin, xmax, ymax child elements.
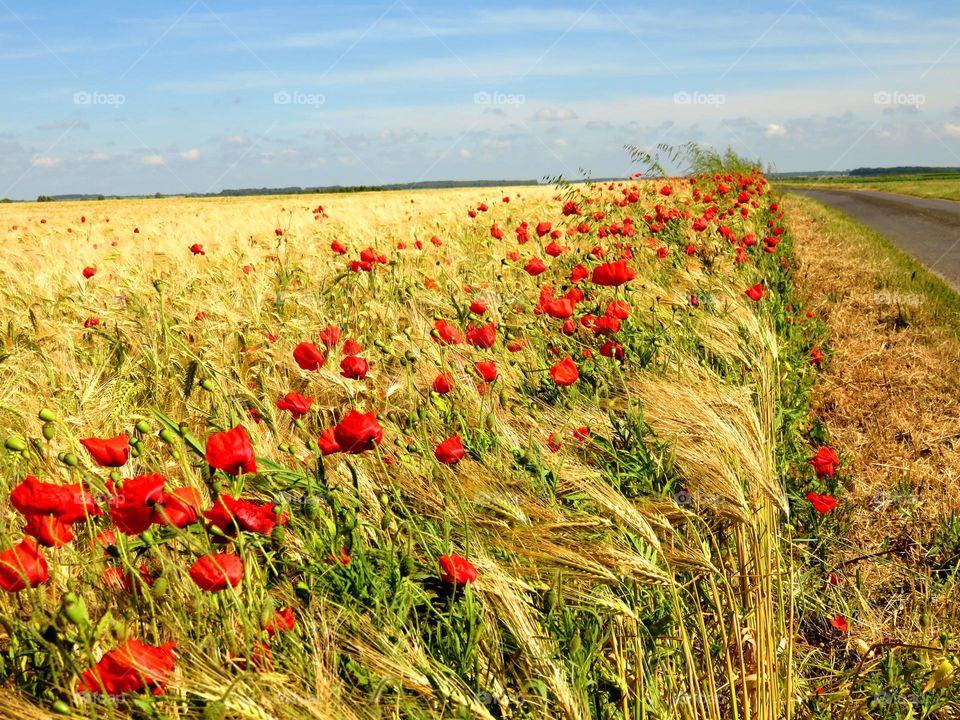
<box><xmin>1</xmin><ymin>0</ymin><xmax>959</xmax><ymax>199</ymax></box>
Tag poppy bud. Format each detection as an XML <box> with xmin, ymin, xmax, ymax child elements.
<box><xmin>200</xmin><ymin>379</ymin><xmax>215</xmax><ymax>392</ymax></box>
<box><xmin>135</xmin><ymin>420</ymin><xmax>151</xmax><ymax>434</ymax></box>
<box><xmin>60</xmin><ymin>452</ymin><xmax>78</xmax><ymax>466</ymax></box>
<box><xmin>159</xmin><ymin>428</ymin><xmax>177</xmax><ymax>444</ymax></box>
<box><xmin>38</xmin><ymin>409</ymin><xmax>55</xmax><ymax>422</ymax></box>
<box><xmin>259</xmin><ymin>596</ymin><xmax>276</xmax><ymax>628</ymax></box>
<box><xmin>42</xmin><ymin>424</ymin><xmax>55</xmax><ymax>441</ymax></box>
<box><xmin>202</xmin><ymin>700</ymin><xmax>228</xmax><ymax>720</ymax></box>
<box><xmin>62</xmin><ymin>593</ymin><xmax>89</xmax><ymax>627</ymax></box>
<box><xmin>52</xmin><ymin>701</ymin><xmax>71</xmax><ymax>716</ymax></box>
<box><xmin>5</xmin><ymin>437</ymin><xmax>26</xmax><ymax>452</ymax></box>
<box><xmin>152</xmin><ymin>576</ymin><xmax>169</xmax><ymax>597</ymax></box>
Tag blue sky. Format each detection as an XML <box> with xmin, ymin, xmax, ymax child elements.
<box><xmin>1</xmin><ymin>0</ymin><xmax>959</xmax><ymax>198</ymax></box>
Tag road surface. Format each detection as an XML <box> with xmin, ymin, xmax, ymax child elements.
<box><xmin>789</xmin><ymin>188</ymin><xmax>960</xmax><ymax>289</ymax></box>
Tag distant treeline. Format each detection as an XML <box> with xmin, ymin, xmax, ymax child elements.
<box><xmin>848</xmin><ymin>166</ymin><xmax>960</xmax><ymax>176</ymax></box>
<box><xmin>33</xmin><ymin>179</ymin><xmax>544</xmax><ymax>203</ymax></box>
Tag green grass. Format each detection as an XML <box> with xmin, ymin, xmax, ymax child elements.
<box><xmin>786</xmin><ymin>193</ymin><xmax>960</xmax><ymax>330</ymax></box>
<box><xmin>776</xmin><ymin>173</ymin><xmax>960</xmax><ymax>202</ymax></box>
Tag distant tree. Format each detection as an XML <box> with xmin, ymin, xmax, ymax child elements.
<box><xmin>97</xmin><ymin>195</ymin><xmax>105</xmax><ymax>200</ymax></box>
<box><xmin>37</xmin><ymin>195</ymin><xmax>55</xmax><ymax>202</ymax></box>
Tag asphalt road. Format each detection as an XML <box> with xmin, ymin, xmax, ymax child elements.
<box><xmin>790</xmin><ymin>188</ymin><xmax>960</xmax><ymax>289</ymax></box>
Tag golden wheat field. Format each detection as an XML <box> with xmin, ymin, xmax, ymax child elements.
<box><xmin>0</xmin><ymin>175</ymin><xmax>953</xmax><ymax>719</ymax></box>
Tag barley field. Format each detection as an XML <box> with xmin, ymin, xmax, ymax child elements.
<box><xmin>0</xmin><ymin>172</ymin><xmax>929</xmax><ymax>718</ymax></box>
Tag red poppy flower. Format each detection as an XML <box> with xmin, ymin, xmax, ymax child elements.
<box><xmin>0</xmin><ymin>537</ymin><xmax>49</xmax><ymax>592</ymax></box>
<box><xmin>153</xmin><ymin>487</ymin><xmax>203</xmax><ymax>528</ymax></box>
<box><xmin>80</xmin><ymin>434</ymin><xmax>129</xmax><ymax>467</ymax></box>
<box><xmin>433</xmin><ymin>319</ymin><xmax>464</xmax><ymax>345</ymax></box>
<box><xmin>570</xmin><ymin>264</ymin><xmax>588</xmax><ymax>283</ymax></box>
<box><xmin>334</xmin><ymin>410</ymin><xmax>383</xmax><ymax>453</ymax></box>
<box><xmin>606</xmin><ymin>300</ymin><xmax>630</xmax><ymax>319</ymax></box>
<box><xmin>806</xmin><ymin>492</ymin><xmax>838</xmax><ymax>514</ymax></box>
<box><xmin>829</xmin><ymin>614</ymin><xmax>848</xmax><ymax>633</ymax></box>
<box><xmin>82</xmin><ymin>266</ymin><xmax>97</xmax><ymax>279</ymax></box>
<box><xmin>205</xmin><ymin>425</ymin><xmax>257</xmax><ymax>475</ymax></box>
<box><xmin>810</xmin><ymin>347</ymin><xmax>824</xmax><ymax>365</ymax></box>
<box><xmin>544</xmin><ymin>241</ymin><xmax>565</xmax><ymax>257</ymax></box>
<box><xmin>536</xmin><ymin>221</ymin><xmax>552</xmax><ymax>237</ymax></box>
<box><xmin>84</xmin><ymin>317</ymin><xmax>100</xmax><ymax>328</ymax></box>
<box><xmin>343</xmin><ymin>338</ymin><xmax>363</xmax><ymax>355</ymax></box>
<box><xmin>439</xmin><ymin>553</ymin><xmax>477</xmax><ymax>585</ymax></box>
<box><xmin>189</xmin><ymin>243</ymin><xmax>205</xmax><ymax>255</ymax></box>
<box><xmin>204</xmin><ymin>494</ymin><xmax>284</xmax><ymax>536</ymax></box>
<box><xmin>77</xmin><ymin>640</ymin><xmax>176</xmax><ymax>695</ymax></box>
<box><xmin>331</xmin><ymin>240</ymin><xmax>347</xmax><ymax>255</ymax></box>
<box><xmin>549</xmin><ymin>356</ymin><xmax>579</xmax><ymax>386</ymax></box>
<box><xmin>10</xmin><ymin>475</ymin><xmax>101</xmax><ymax>524</ymax></box>
<box><xmin>744</xmin><ymin>283</ymin><xmax>767</xmax><ymax>302</ymax></box>
<box><xmin>109</xmin><ymin>473</ymin><xmax>165</xmax><ymax>535</ymax></box>
<box><xmin>340</xmin><ymin>355</ymin><xmax>369</xmax><ymax>380</ymax></box>
<box><xmin>573</xmin><ymin>426</ymin><xmax>590</xmax><ymax>441</ymax></box>
<box><xmin>264</xmin><ymin>607</ymin><xmax>296</xmax><ymax>637</ymax></box>
<box><xmin>810</xmin><ymin>447</ymin><xmax>840</xmax><ymax>479</ymax></box>
<box><xmin>293</xmin><ymin>342</ymin><xmax>325</xmax><ymax>371</ymax></box>
<box><xmin>432</xmin><ymin>373</ymin><xmax>454</xmax><ymax>394</ymax></box>
<box><xmin>317</xmin><ymin>427</ymin><xmax>341</xmax><ymax>455</ymax></box>
<box><xmin>474</xmin><ymin>361</ymin><xmax>497</xmax><ymax>383</ymax></box>
<box><xmin>469</xmin><ymin>300</ymin><xmax>487</xmax><ymax>315</ymax></box>
<box><xmin>23</xmin><ymin>514</ymin><xmax>73</xmax><ymax>548</ymax></box>
<box><xmin>524</xmin><ymin>258</ymin><xmax>547</xmax><ymax>276</ymax></box>
<box><xmin>599</xmin><ymin>341</ymin><xmax>624</xmax><ymax>359</ymax></box>
<box><xmin>319</xmin><ymin>325</ymin><xmax>341</xmax><ymax>348</ymax></box>
<box><xmin>490</xmin><ymin>224</ymin><xmax>503</xmax><ymax>240</ymax></box>
<box><xmin>542</xmin><ymin>296</ymin><xmax>573</xmax><ymax>319</ymax></box>
<box><xmin>466</xmin><ymin>323</ymin><xmax>496</xmax><ymax>349</ymax></box>
<box><xmin>546</xmin><ymin>433</ymin><xmax>562</xmax><ymax>452</ymax></box>
<box><xmin>434</xmin><ymin>436</ymin><xmax>466</xmax><ymax>465</ymax></box>
<box><xmin>189</xmin><ymin>553</ymin><xmax>243</xmax><ymax>591</ymax></box>
<box><xmin>276</xmin><ymin>393</ymin><xmax>314</xmax><ymax>419</ymax></box>
<box><xmin>591</xmin><ymin>260</ymin><xmax>635</xmax><ymax>286</ymax></box>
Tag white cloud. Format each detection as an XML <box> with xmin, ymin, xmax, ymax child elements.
<box><xmin>532</xmin><ymin>107</ymin><xmax>579</xmax><ymax>122</ymax></box>
<box><xmin>31</xmin><ymin>156</ymin><xmax>61</xmax><ymax>168</ymax></box>
<box><xmin>223</xmin><ymin>135</ymin><xmax>249</xmax><ymax>146</ymax></box>
<box><xmin>765</xmin><ymin>123</ymin><xmax>788</xmax><ymax>138</ymax></box>
<box><xmin>143</xmin><ymin>154</ymin><xmax>165</xmax><ymax>166</ymax></box>
<box><xmin>945</xmin><ymin>123</ymin><xmax>960</xmax><ymax>137</ymax></box>
<box><xmin>553</xmin><ymin>138</ymin><xmax>569</xmax><ymax>147</ymax></box>
<box><xmin>178</xmin><ymin>148</ymin><xmax>201</xmax><ymax>160</ymax></box>
<box><xmin>458</xmin><ymin>147</ymin><xmax>472</xmax><ymax>159</ymax></box>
